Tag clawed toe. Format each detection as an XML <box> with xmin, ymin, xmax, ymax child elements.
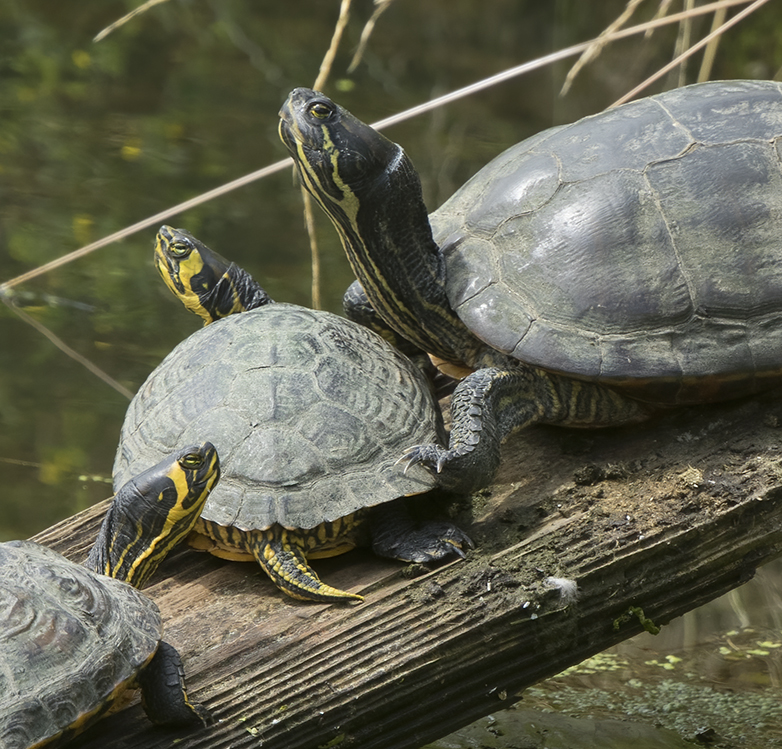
<box><xmin>397</xmin><ymin>444</ymin><xmax>453</xmax><ymax>475</ymax></box>
<box><xmin>413</xmin><ymin>522</ymin><xmax>473</xmax><ymax>562</ymax></box>
<box><xmin>446</xmin><ymin>542</ymin><xmax>467</xmax><ymax>560</ymax></box>
<box><xmin>435</xmin><ymin>453</ymin><xmax>451</xmax><ymax>474</ymax></box>
<box><xmin>396</xmin><ymin>446</ymin><xmax>426</xmax><ymax>473</ymax></box>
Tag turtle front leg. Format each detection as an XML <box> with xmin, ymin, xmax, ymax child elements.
<box><xmin>403</xmin><ymin>365</ymin><xmax>651</xmax><ymax>492</ymax></box>
<box><xmin>250</xmin><ymin>530</ymin><xmax>364</xmax><ymax>603</ymax></box>
<box><xmin>138</xmin><ymin>641</ymin><xmax>212</xmax><ymax>727</ymax></box>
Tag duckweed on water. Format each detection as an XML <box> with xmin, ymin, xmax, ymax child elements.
<box><xmin>526</xmin><ymin>679</ymin><xmax>782</xmax><ymax>747</ymax></box>
<box><xmin>554</xmin><ymin>651</ymin><xmax>630</xmax><ymax>676</ymax></box>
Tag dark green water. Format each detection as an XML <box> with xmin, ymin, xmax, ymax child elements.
<box><xmin>2</xmin><ymin>1</ymin><xmax>782</xmax><ymax>746</ymax></box>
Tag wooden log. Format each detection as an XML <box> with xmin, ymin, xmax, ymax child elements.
<box><xmin>31</xmin><ymin>393</ymin><xmax>782</xmax><ymax>749</ymax></box>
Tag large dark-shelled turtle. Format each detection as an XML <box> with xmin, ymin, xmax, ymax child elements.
<box><xmin>279</xmin><ymin>79</ymin><xmax>782</xmax><ymax>490</ymax></box>
<box><xmin>0</xmin><ymin>443</ymin><xmax>219</xmax><ymax>748</ymax></box>
<box><xmin>113</xmin><ymin>226</ymin><xmax>471</xmax><ymax>604</ymax></box>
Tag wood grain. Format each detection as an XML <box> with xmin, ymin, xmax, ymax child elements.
<box><xmin>31</xmin><ymin>393</ymin><xmax>782</xmax><ymax>748</ymax></box>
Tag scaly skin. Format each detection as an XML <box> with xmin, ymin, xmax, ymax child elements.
<box><xmin>278</xmin><ymin>90</ymin><xmax>482</xmax><ymax>367</ymax></box>
<box><xmin>401</xmin><ymin>366</ymin><xmax>649</xmax><ymax>493</ymax></box>
<box><xmin>343</xmin><ymin>279</ymin><xmax>427</xmax><ymax>358</ymax></box>
<box><xmin>278</xmin><ymin>89</ymin><xmax>651</xmax><ymax>491</ymax></box>
<box><xmin>154</xmin><ymin>225</ymin><xmax>472</xmax><ymax>603</ymax></box>
<box><xmin>88</xmin><ymin>443</ymin><xmax>219</xmax><ymax>729</ymax></box>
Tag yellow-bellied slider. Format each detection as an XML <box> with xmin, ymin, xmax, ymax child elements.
<box><xmin>279</xmin><ymin>80</ymin><xmax>782</xmax><ymax>489</ymax></box>
<box><xmin>113</xmin><ymin>226</ymin><xmax>472</xmax><ymax>604</ymax></box>
<box><xmin>0</xmin><ymin>443</ymin><xmax>219</xmax><ymax>748</ymax></box>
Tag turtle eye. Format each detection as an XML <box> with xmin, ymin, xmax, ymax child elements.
<box><xmin>179</xmin><ymin>452</ymin><xmax>205</xmax><ymax>469</ymax></box>
<box><xmin>309</xmin><ymin>101</ymin><xmax>333</xmax><ymax>120</ymax></box>
<box><xmin>169</xmin><ymin>242</ymin><xmax>192</xmax><ymax>258</ymax></box>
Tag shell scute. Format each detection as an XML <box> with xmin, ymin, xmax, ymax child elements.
<box><xmin>0</xmin><ymin>541</ymin><xmax>161</xmax><ymax>749</ymax></box>
<box><xmin>115</xmin><ymin>305</ymin><xmax>442</xmax><ymax>530</ymax></box>
<box><xmin>438</xmin><ymin>80</ymin><xmax>782</xmax><ymax>398</ymax></box>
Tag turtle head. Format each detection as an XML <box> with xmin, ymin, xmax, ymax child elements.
<box><xmin>279</xmin><ymin>89</ymin><xmax>472</xmax><ymax>365</ymax></box>
<box><xmin>154</xmin><ymin>225</ymin><xmax>236</xmax><ymax>324</ymax></box>
<box><xmin>155</xmin><ymin>225</ymin><xmax>273</xmax><ymax>322</ymax></box>
<box><xmin>279</xmin><ymin>88</ymin><xmax>406</xmax><ymax>221</ymax></box>
<box><xmin>87</xmin><ymin>442</ymin><xmax>221</xmax><ymax>588</ymax></box>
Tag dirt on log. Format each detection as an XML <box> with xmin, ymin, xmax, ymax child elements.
<box><xmin>31</xmin><ymin>391</ymin><xmax>782</xmax><ymax>749</ymax></box>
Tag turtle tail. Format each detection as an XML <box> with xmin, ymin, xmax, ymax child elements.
<box><xmin>250</xmin><ymin>532</ymin><xmax>363</xmax><ymax>604</ymax></box>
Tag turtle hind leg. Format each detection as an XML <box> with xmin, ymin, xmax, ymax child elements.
<box><xmin>249</xmin><ymin>531</ymin><xmax>364</xmax><ymax>603</ymax></box>
<box><xmin>138</xmin><ymin>641</ymin><xmax>212</xmax><ymax>727</ymax></box>
<box><xmin>370</xmin><ymin>500</ymin><xmax>473</xmax><ymax>563</ymax></box>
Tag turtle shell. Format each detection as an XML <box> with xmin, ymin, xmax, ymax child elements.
<box><xmin>113</xmin><ymin>304</ymin><xmax>442</xmax><ymax>532</ymax></box>
<box><xmin>433</xmin><ymin>79</ymin><xmax>782</xmax><ymax>404</ymax></box>
<box><xmin>0</xmin><ymin>540</ymin><xmax>161</xmax><ymax>749</ymax></box>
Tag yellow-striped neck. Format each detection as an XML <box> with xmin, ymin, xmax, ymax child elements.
<box><xmin>285</xmin><ymin>116</ymin><xmax>480</xmax><ymax>367</ymax></box>
<box><xmin>88</xmin><ymin>444</ymin><xmax>220</xmax><ymax>589</ymax></box>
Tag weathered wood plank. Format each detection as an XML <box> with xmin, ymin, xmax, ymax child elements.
<box><xmin>31</xmin><ymin>393</ymin><xmax>782</xmax><ymax>749</ymax></box>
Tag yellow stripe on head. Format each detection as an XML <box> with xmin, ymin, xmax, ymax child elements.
<box><xmin>99</xmin><ymin>443</ymin><xmax>220</xmax><ymax>589</ymax></box>
<box><xmin>154</xmin><ymin>226</ymin><xmax>235</xmax><ymax>325</ymax></box>
<box><xmin>127</xmin><ymin>445</ymin><xmax>219</xmax><ymax>588</ymax></box>
<box><xmin>279</xmin><ymin>89</ymin><xmax>474</xmax><ymax>365</ymax></box>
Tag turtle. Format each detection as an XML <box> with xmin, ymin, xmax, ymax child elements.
<box><xmin>112</xmin><ymin>225</ymin><xmax>472</xmax><ymax>604</ymax></box>
<box><xmin>278</xmin><ymin>79</ymin><xmax>782</xmax><ymax>491</ymax></box>
<box><xmin>0</xmin><ymin>442</ymin><xmax>220</xmax><ymax>749</ymax></box>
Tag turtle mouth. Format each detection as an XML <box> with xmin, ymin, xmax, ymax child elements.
<box><xmin>278</xmin><ymin>108</ymin><xmax>336</xmax><ymax>199</ymax></box>
<box><xmin>278</xmin><ymin>90</ymin><xmax>304</xmax><ymax>144</ymax></box>
<box><xmin>278</xmin><ymin>106</ymin><xmax>318</xmax><ymax>153</ymax></box>
<box><xmin>277</xmin><ymin>116</ymin><xmax>298</xmax><ymax>151</ymax></box>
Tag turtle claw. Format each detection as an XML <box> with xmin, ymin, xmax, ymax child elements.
<box><xmin>421</xmin><ymin>522</ymin><xmax>474</xmax><ymax>561</ymax></box>
<box><xmin>398</xmin><ymin>444</ymin><xmax>454</xmax><ymax>476</ymax></box>
<box><xmin>395</xmin><ymin>450</ymin><xmax>424</xmax><ymax>475</ymax></box>
<box><xmin>436</xmin><ymin>453</ymin><xmax>451</xmax><ymax>474</ymax></box>
<box><xmin>446</xmin><ymin>541</ymin><xmax>467</xmax><ymax>560</ymax></box>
